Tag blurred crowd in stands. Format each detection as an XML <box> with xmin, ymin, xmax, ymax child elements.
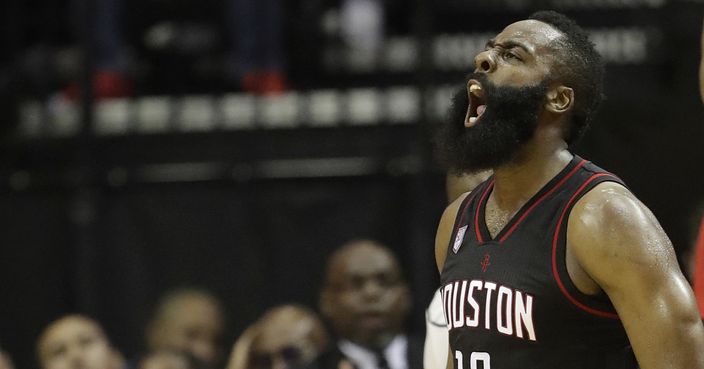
<box><xmin>0</xmin><ymin>239</ymin><xmax>421</xmax><ymax>369</ymax></box>
<box><xmin>0</xmin><ymin>0</ymin><xmax>410</xmax><ymax>104</ymax></box>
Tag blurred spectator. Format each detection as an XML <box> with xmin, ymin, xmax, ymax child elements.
<box><xmin>145</xmin><ymin>288</ymin><xmax>225</xmax><ymax>369</ymax></box>
<box><xmin>64</xmin><ymin>0</ymin><xmax>287</xmax><ymax>98</ymax></box>
<box><xmin>317</xmin><ymin>239</ymin><xmax>422</xmax><ymax>369</ymax></box>
<box><xmin>338</xmin><ymin>0</ymin><xmax>385</xmax><ymax>71</ymax></box>
<box><xmin>138</xmin><ymin>350</ymin><xmax>199</xmax><ymax>369</ymax></box>
<box><xmin>227</xmin><ymin>304</ymin><xmax>327</xmax><ymax>369</ymax></box>
<box><xmin>0</xmin><ymin>348</ymin><xmax>15</xmax><ymax>369</ymax></box>
<box><xmin>229</xmin><ymin>0</ymin><xmax>288</xmax><ymax>94</ymax></box>
<box><xmin>63</xmin><ymin>0</ymin><xmax>132</xmax><ymax>99</ymax></box>
<box><xmin>36</xmin><ymin>314</ymin><xmax>124</xmax><ymax>369</ymax></box>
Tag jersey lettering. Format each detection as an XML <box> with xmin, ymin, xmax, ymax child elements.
<box><xmin>455</xmin><ymin>350</ymin><xmax>491</xmax><ymax>369</ymax></box>
<box><xmin>442</xmin><ymin>279</ymin><xmax>537</xmax><ymax>341</ymax></box>
<box><xmin>470</xmin><ymin>352</ymin><xmax>490</xmax><ymax>369</ymax></box>
<box><xmin>466</xmin><ymin>280</ymin><xmax>482</xmax><ymax>327</ymax></box>
<box><xmin>452</xmin><ymin>280</ymin><xmax>468</xmax><ymax>328</ymax></box>
<box><xmin>514</xmin><ymin>290</ymin><xmax>536</xmax><ymax>340</ymax></box>
<box><xmin>497</xmin><ymin>286</ymin><xmax>513</xmax><ymax>335</ymax></box>
<box><xmin>483</xmin><ymin>282</ymin><xmax>497</xmax><ymax>330</ymax></box>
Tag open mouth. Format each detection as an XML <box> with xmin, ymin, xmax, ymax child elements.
<box><xmin>465</xmin><ymin>79</ymin><xmax>487</xmax><ymax>128</ymax></box>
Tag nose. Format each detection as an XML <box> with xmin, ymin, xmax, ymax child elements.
<box><xmin>474</xmin><ymin>49</ymin><xmax>496</xmax><ymax>73</ymax></box>
<box><xmin>361</xmin><ymin>280</ymin><xmax>383</xmax><ymax>300</ymax></box>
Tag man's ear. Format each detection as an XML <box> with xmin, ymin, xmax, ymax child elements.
<box><xmin>545</xmin><ymin>85</ymin><xmax>574</xmax><ymax>113</ymax></box>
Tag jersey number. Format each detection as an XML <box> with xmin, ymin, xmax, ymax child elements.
<box><xmin>455</xmin><ymin>350</ymin><xmax>490</xmax><ymax>369</ymax></box>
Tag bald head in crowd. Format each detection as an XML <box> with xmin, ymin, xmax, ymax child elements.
<box><xmin>320</xmin><ymin>240</ymin><xmax>411</xmax><ymax>351</ymax></box>
<box><xmin>37</xmin><ymin>315</ymin><xmax>122</xmax><ymax>369</ymax></box>
<box><xmin>146</xmin><ymin>289</ymin><xmax>225</xmax><ymax>367</ymax></box>
<box><xmin>229</xmin><ymin>305</ymin><xmax>328</xmax><ymax>369</ymax></box>
<box><xmin>249</xmin><ymin>305</ymin><xmax>327</xmax><ymax>369</ymax></box>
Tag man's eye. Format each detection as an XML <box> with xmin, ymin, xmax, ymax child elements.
<box><xmin>50</xmin><ymin>347</ymin><xmax>67</xmax><ymax>359</ymax></box>
<box><xmin>503</xmin><ymin>51</ymin><xmax>520</xmax><ymax>61</ymax></box>
<box><xmin>342</xmin><ymin>277</ymin><xmax>364</xmax><ymax>290</ymax></box>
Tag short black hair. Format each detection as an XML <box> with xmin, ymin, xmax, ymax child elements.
<box><xmin>528</xmin><ymin>10</ymin><xmax>604</xmax><ymax>145</ymax></box>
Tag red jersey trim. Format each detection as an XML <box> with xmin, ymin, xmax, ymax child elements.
<box><xmin>497</xmin><ymin>159</ymin><xmax>587</xmax><ymax>243</ymax></box>
<box><xmin>474</xmin><ymin>180</ymin><xmax>495</xmax><ymax>244</ymax></box>
<box><xmin>692</xmin><ymin>217</ymin><xmax>704</xmax><ymax>318</ymax></box>
<box><xmin>551</xmin><ymin>172</ymin><xmax>620</xmax><ymax>319</ymax></box>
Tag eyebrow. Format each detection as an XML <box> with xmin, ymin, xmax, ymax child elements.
<box><xmin>486</xmin><ymin>39</ymin><xmax>532</xmax><ymax>54</ymax></box>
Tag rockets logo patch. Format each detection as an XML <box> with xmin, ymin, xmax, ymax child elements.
<box><xmin>453</xmin><ymin>225</ymin><xmax>468</xmax><ymax>253</ymax></box>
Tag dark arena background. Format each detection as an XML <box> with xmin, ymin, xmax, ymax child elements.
<box><xmin>1</xmin><ymin>0</ymin><xmax>703</xmax><ymax>368</ymax></box>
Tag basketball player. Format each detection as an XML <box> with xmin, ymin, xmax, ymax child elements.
<box><xmin>433</xmin><ymin>10</ymin><xmax>704</xmax><ymax>369</ymax></box>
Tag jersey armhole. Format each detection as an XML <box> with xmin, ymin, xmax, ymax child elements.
<box><xmin>445</xmin><ymin>183</ymin><xmax>485</xmax><ymax>256</ymax></box>
<box><xmin>551</xmin><ymin>173</ymin><xmax>626</xmax><ymax>319</ymax></box>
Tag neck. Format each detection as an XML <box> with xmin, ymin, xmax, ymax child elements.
<box><xmin>490</xmin><ymin>138</ymin><xmax>572</xmax><ymax>211</ymax></box>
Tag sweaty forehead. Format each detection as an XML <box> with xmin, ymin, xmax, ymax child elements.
<box><xmin>495</xmin><ymin>20</ymin><xmax>565</xmax><ymax>53</ymax></box>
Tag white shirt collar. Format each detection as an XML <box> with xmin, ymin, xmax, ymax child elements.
<box><xmin>337</xmin><ymin>335</ymin><xmax>408</xmax><ymax>369</ymax></box>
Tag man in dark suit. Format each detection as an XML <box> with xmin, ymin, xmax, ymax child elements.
<box><xmin>317</xmin><ymin>239</ymin><xmax>422</xmax><ymax>369</ymax></box>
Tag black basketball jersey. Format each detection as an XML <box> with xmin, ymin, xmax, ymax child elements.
<box><xmin>440</xmin><ymin>155</ymin><xmax>638</xmax><ymax>369</ymax></box>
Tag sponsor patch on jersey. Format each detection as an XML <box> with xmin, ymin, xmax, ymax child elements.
<box><xmin>453</xmin><ymin>225</ymin><xmax>468</xmax><ymax>253</ymax></box>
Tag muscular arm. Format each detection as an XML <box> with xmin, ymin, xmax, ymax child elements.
<box><xmin>568</xmin><ymin>182</ymin><xmax>704</xmax><ymax>369</ymax></box>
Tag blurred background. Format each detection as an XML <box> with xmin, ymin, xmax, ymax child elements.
<box><xmin>0</xmin><ymin>0</ymin><xmax>703</xmax><ymax>368</ymax></box>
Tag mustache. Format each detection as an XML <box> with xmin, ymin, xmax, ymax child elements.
<box><xmin>465</xmin><ymin>72</ymin><xmax>489</xmax><ymax>86</ymax></box>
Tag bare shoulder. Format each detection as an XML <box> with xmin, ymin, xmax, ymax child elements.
<box><xmin>435</xmin><ymin>192</ymin><xmax>471</xmax><ymax>273</ymax></box>
<box><xmin>567</xmin><ymin>181</ymin><xmax>704</xmax><ymax>369</ymax></box>
<box><xmin>567</xmin><ymin>181</ymin><xmax>678</xmax><ymax>290</ymax></box>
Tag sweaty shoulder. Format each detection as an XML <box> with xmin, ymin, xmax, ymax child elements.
<box><xmin>567</xmin><ymin>180</ymin><xmax>704</xmax><ymax>369</ymax></box>
<box><xmin>435</xmin><ymin>192</ymin><xmax>471</xmax><ymax>273</ymax></box>
<box><xmin>567</xmin><ymin>181</ymin><xmax>679</xmax><ymax>293</ymax></box>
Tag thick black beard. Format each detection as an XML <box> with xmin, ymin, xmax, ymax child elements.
<box><xmin>434</xmin><ymin>73</ymin><xmax>549</xmax><ymax>173</ymax></box>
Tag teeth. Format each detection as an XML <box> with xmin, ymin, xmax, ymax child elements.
<box><xmin>469</xmin><ymin>84</ymin><xmax>483</xmax><ymax>96</ymax></box>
